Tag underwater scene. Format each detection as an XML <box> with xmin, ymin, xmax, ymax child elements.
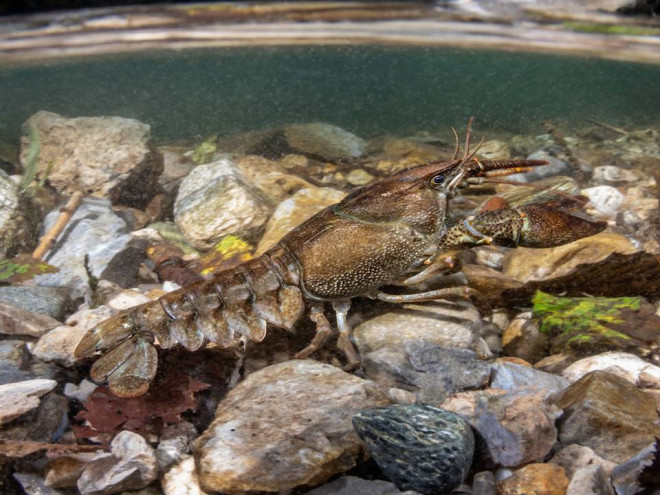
<box><xmin>1</xmin><ymin>2</ymin><xmax>660</xmax><ymax>494</ymax></box>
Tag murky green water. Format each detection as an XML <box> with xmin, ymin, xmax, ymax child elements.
<box><xmin>2</xmin><ymin>45</ymin><xmax>659</xmax><ymax>144</ymax></box>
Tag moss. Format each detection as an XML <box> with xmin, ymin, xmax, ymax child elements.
<box><xmin>563</xmin><ymin>21</ymin><xmax>660</xmax><ymax>36</ymax></box>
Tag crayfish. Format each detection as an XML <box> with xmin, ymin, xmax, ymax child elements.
<box><xmin>75</xmin><ymin>119</ymin><xmax>606</xmax><ymax>397</ymax></box>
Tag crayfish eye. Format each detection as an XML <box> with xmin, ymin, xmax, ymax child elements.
<box><xmin>430</xmin><ymin>174</ymin><xmax>445</xmax><ymax>187</ymax></box>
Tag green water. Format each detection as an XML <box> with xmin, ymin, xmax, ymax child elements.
<box><xmin>1</xmin><ymin>45</ymin><xmax>659</xmax><ymax>144</ymax></box>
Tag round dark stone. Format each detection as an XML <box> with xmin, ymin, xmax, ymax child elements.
<box><xmin>352</xmin><ymin>404</ymin><xmax>474</xmax><ymax>495</ymax></box>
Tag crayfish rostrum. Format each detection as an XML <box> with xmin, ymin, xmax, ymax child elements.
<box><xmin>76</xmin><ymin>119</ymin><xmax>606</xmax><ymax>397</ymax></box>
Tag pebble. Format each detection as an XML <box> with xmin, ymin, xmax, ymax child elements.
<box><xmin>566</xmin><ymin>464</ymin><xmax>615</xmax><ymax>495</ymax></box>
<box><xmin>13</xmin><ymin>473</ymin><xmax>64</xmax><ymax>495</ymax></box>
<box><xmin>345</xmin><ymin>168</ymin><xmax>374</xmax><ymax>186</ymax></box>
<box><xmin>0</xmin><ymin>379</ymin><xmax>57</xmax><ymax>425</ymax></box>
<box><xmin>0</xmin><ymin>286</ymin><xmax>71</xmax><ymax>320</ymax></box>
<box><xmin>21</xmin><ymin>111</ymin><xmax>163</xmax><ymax>206</ymax></box>
<box><xmin>561</xmin><ymin>351</ymin><xmax>660</xmax><ymax>388</ymax></box>
<box><xmin>194</xmin><ymin>360</ymin><xmax>390</xmax><ymax>493</ymax></box>
<box><xmin>501</xmin><ymin>312</ymin><xmax>548</xmax><ymax>364</ymax></box>
<box><xmin>352</xmin><ymin>405</ymin><xmax>474</xmax><ymax>495</ymax></box>
<box><xmin>174</xmin><ymin>159</ymin><xmax>272</xmax><ymax>249</ymax></box>
<box><xmin>553</xmin><ymin>370</ymin><xmax>660</xmax><ymax>463</ymax></box>
<box><xmin>549</xmin><ymin>444</ymin><xmax>617</xmax><ymax>478</ymax></box>
<box><xmin>592</xmin><ymin>165</ymin><xmax>638</xmax><ymax>184</ymax></box>
<box><xmin>285</xmin><ymin>122</ymin><xmax>367</xmax><ymax>161</ymax></box>
<box><xmin>490</xmin><ymin>361</ymin><xmax>570</xmax><ymax>395</ymax></box>
<box><xmin>78</xmin><ymin>430</ymin><xmax>158</xmax><ymax>495</ymax></box>
<box><xmin>31</xmin><ymin>305</ymin><xmax>115</xmax><ymax>366</ymax></box>
<box><xmin>156</xmin><ymin>422</ymin><xmax>197</xmax><ymax>471</ymax></box>
<box><xmin>161</xmin><ymin>456</ymin><xmax>209</xmax><ymax>495</ymax></box>
<box><xmin>0</xmin><ymin>302</ymin><xmax>61</xmax><ymax>337</ymax></box>
<box><xmin>582</xmin><ymin>185</ymin><xmax>625</xmax><ymax>218</ymax></box>
<box><xmin>33</xmin><ymin>197</ymin><xmax>146</xmax><ymax>299</ymax></box>
<box><xmin>234</xmin><ymin>155</ymin><xmax>312</xmax><ymax>206</ymax></box>
<box><xmin>497</xmin><ymin>463</ymin><xmax>569</xmax><ymax>495</ymax></box>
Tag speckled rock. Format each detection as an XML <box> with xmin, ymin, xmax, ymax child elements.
<box><xmin>285</xmin><ymin>122</ymin><xmax>367</xmax><ymax>161</ymax></box>
<box><xmin>78</xmin><ymin>431</ymin><xmax>158</xmax><ymax>495</ymax></box>
<box><xmin>0</xmin><ymin>286</ymin><xmax>71</xmax><ymax>320</ymax></box>
<box><xmin>502</xmin><ymin>232</ymin><xmax>638</xmax><ymax>283</ymax></box>
<box><xmin>352</xmin><ymin>405</ymin><xmax>474</xmax><ymax>495</ymax></box>
<box><xmin>0</xmin><ymin>379</ymin><xmax>57</xmax><ymax>425</ymax></box>
<box><xmin>553</xmin><ymin>371</ymin><xmax>660</xmax><ymax>463</ymax></box>
<box><xmin>33</xmin><ymin>197</ymin><xmax>146</xmax><ymax>299</ymax></box>
<box><xmin>256</xmin><ymin>186</ymin><xmax>346</xmax><ymax>254</ymax></box>
<box><xmin>561</xmin><ymin>351</ymin><xmax>660</xmax><ymax>388</ymax></box>
<box><xmin>21</xmin><ymin>111</ymin><xmax>162</xmax><ymax>207</ymax></box>
<box><xmin>194</xmin><ymin>359</ymin><xmax>390</xmax><ymax>493</ymax></box>
<box><xmin>497</xmin><ymin>463</ymin><xmax>569</xmax><ymax>495</ymax></box>
<box><xmin>0</xmin><ymin>302</ymin><xmax>61</xmax><ymax>337</ymax></box>
<box><xmin>174</xmin><ymin>159</ymin><xmax>272</xmax><ymax>249</ymax></box>
<box><xmin>501</xmin><ymin>312</ymin><xmax>548</xmax><ymax>363</ymax></box>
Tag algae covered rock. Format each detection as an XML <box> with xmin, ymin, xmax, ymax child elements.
<box><xmin>285</xmin><ymin>122</ymin><xmax>367</xmax><ymax>161</ymax></box>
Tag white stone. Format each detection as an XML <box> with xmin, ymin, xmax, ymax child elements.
<box><xmin>64</xmin><ymin>379</ymin><xmax>98</xmax><ymax>402</ymax></box>
<box><xmin>162</xmin><ymin>456</ymin><xmax>209</xmax><ymax>495</ymax></box>
<box><xmin>581</xmin><ymin>185</ymin><xmax>624</xmax><ymax>218</ymax></box>
<box><xmin>562</xmin><ymin>352</ymin><xmax>660</xmax><ymax>388</ymax></box>
<box><xmin>0</xmin><ymin>379</ymin><xmax>57</xmax><ymax>425</ymax></box>
<box><xmin>593</xmin><ymin>165</ymin><xmax>637</xmax><ymax>184</ymax></box>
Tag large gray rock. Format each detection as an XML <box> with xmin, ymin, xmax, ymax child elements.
<box><xmin>0</xmin><ymin>170</ymin><xmax>32</xmax><ymax>257</ymax></box>
<box><xmin>490</xmin><ymin>361</ymin><xmax>570</xmax><ymax>396</ymax></box>
<box><xmin>194</xmin><ymin>359</ymin><xmax>391</xmax><ymax>494</ymax></box>
<box><xmin>0</xmin><ymin>302</ymin><xmax>61</xmax><ymax>337</ymax></box>
<box><xmin>33</xmin><ymin>197</ymin><xmax>145</xmax><ymax>299</ymax></box>
<box><xmin>174</xmin><ymin>159</ymin><xmax>272</xmax><ymax>249</ymax></box>
<box><xmin>285</xmin><ymin>122</ymin><xmax>366</xmax><ymax>161</ymax></box>
<box><xmin>20</xmin><ymin>111</ymin><xmax>163</xmax><ymax>207</ymax></box>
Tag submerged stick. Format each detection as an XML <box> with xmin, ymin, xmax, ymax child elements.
<box><xmin>32</xmin><ymin>191</ymin><xmax>84</xmax><ymax>260</ymax></box>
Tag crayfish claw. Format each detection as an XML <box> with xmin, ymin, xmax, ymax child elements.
<box><xmin>107</xmin><ymin>338</ymin><xmax>158</xmax><ymax>398</ymax></box>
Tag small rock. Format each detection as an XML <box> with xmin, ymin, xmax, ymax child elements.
<box><xmin>31</xmin><ymin>305</ymin><xmax>115</xmax><ymax>366</ymax></box>
<box><xmin>306</xmin><ymin>476</ymin><xmax>420</xmax><ymax>494</ymax></box>
<box><xmin>497</xmin><ymin>463</ymin><xmax>569</xmax><ymax>495</ymax></box>
<box><xmin>352</xmin><ymin>405</ymin><xmax>474</xmax><ymax>495</ymax></box>
<box><xmin>0</xmin><ymin>340</ymin><xmax>33</xmax><ymax>385</ymax></box>
<box><xmin>13</xmin><ymin>473</ymin><xmax>64</xmax><ymax>495</ymax></box>
<box><xmin>553</xmin><ymin>371</ymin><xmax>660</xmax><ymax>463</ymax></box>
<box><xmin>156</xmin><ymin>422</ymin><xmax>197</xmax><ymax>471</ymax></box>
<box><xmin>105</xmin><ymin>289</ymin><xmax>152</xmax><ymax>311</ymax></box>
<box><xmin>566</xmin><ymin>465</ymin><xmax>615</xmax><ymax>495</ymax></box>
<box><xmin>194</xmin><ymin>360</ymin><xmax>390</xmax><ymax>493</ymax></box>
<box><xmin>285</xmin><ymin>123</ymin><xmax>366</xmax><ymax>161</ymax></box>
<box><xmin>501</xmin><ymin>312</ymin><xmax>548</xmax><ymax>363</ymax></box>
<box><xmin>0</xmin><ymin>170</ymin><xmax>33</xmax><ymax>257</ymax></box>
<box><xmin>534</xmin><ymin>353</ymin><xmax>577</xmax><ymax>374</ymax></box>
<box><xmin>478</xmin><ymin>140</ymin><xmax>510</xmax><ymax>160</ymax></box>
<box><xmin>508</xmin><ymin>148</ymin><xmax>573</xmax><ymax>182</ymax></box>
<box><xmin>550</xmin><ymin>444</ymin><xmax>617</xmax><ymax>479</ymax></box>
<box><xmin>78</xmin><ymin>430</ymin><xmax>158</xmax><ymax>495</ymax></box>
<box><xmin>490</xmin><ymin>361</ymin><xmax>570</xmax><ymax>396</ymax></box>
<box><xmin>45</xmin><ymin>452</ymin><xmax>107</xmax><ymax>488</ymax></box>
<box><xmin>561</xmin><ymin>351</ymin><xmax>660</xmax><ymax>388</ymax></box>
<box><xmin>345</xmin><ymin>169</ymin><xmax>374</xmax><ymax>186</ymax></box>
<box><xmin>473</xmin><ymin>245</ymin><xmax>506</xmax><ymax>270</ymax></box>
<box><xmin>592</xmin><ymin>165</ymin><xmax>638</xmax><ymax>184</ymax></box>
<box><xmin>21</xmin><ymin>111</ymin><xmax>163</xmax><ymax>207</ymax></box>
<box><xmin>471</xmin><ymin>471</ymin><xmax>496</xmax><ymax>495</ymax></box>
<box><xmin>354</xmin><ymin>302</ymin><xmax>484</xmax><ymax>355</ymax></box>
<box><xmin>158</xmin><ymin>148</ymin><xmax>196</xmax><ymax>194</ymax></box>
<box><xmin>63</xmin><ymin>379</ymin><xmax>98</xmax><ymax>403</ymax></box>
<box><xmin>509</xmin><ymin>135</ymin><xmax>538</xmax><ymax>156</ymax></box>
<box><xmin>582</xmin><ymin>185</ymin><xmax>625</xmax><ymax>218</ymax></box>
<box><xmin>174</xmin><ymin>159</ymin><xmax>272</xmax><ymax>249</ymax></box>
<box><xmin>161</xmin><ymin>456</ymin><xmax>209</xmax><ymax>495</ymax></box>
<box><xmin>0</xmin><ymin>286</ymin><xmax>71</xmax><ymax>320</ymax></box>
<box><xmin>0</xmin><ymin>302</ymin><xmax>61</xmax><ymax>337</ymax></box>
<box><xmin>34</xmin><ymin>197</ymin><xmax>146</xmax><ymax>299</ymax></box>
<box><xmin>442</xmin><ymin>389</ymin><xmax>560</xmax><ymax>467</ymax></box>
<box><xmin>256</xmin><ymin>186</ymin><xmax>346</xmax><ymax>254</ymax></box>
<box><xmin>0</xmin><ymin>379</ymin><xmax>57</xmax><ymax>425</ymax></box>
<box><xmin>502</xmin><ymin>232</ymin><xmax>638</xmax><ymax>283</ymax></box>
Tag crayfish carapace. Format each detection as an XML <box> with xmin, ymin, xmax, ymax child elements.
<box><xmin>75</xmin><ymin>119</ymin><xmax>606</xmax><ymax>397</ymax></box>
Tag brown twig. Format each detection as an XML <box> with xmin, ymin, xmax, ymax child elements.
<box><xmin>32</xmin><ymin>191</ymin><xmax>84</xmax><ymax>260</ymax></box>
<box><xmin>588</xmin><ymin>119</ymin><xmax>628</xmax><ymax>136</ymax></box>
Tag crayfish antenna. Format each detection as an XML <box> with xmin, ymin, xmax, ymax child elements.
<box><xmin>451</xmin><ymin>127</ymin><xmax>461</xmax><ymax>160</ymax></box>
